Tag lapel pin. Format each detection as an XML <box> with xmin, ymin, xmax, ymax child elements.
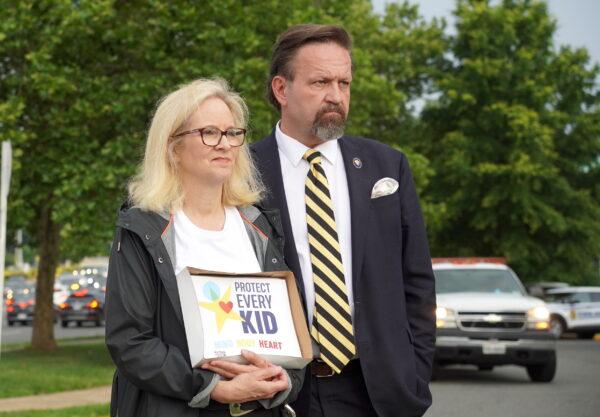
<box><xmin>353</xmin><ymin>157</ymin><xmax>362</xmax><ymax>169</ymax></box>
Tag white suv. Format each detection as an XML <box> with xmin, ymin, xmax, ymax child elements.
<box><xmin>433</xmin><ymin>258</ymin><xmax>556</xmax><ymax>382</ymax></box>
<box><xmin>545</xmin><ymin>287</ymin><xmax>600</xmax><ymax>339</ymax></box>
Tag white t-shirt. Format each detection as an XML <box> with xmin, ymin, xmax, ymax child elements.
<box><xmin>173</xmin><ymin>206</ymin><xmax>262</xmax><ymax>276</ymax></box>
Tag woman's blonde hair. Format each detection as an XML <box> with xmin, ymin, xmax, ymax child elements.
<box><xmin>128</xmin><ymin>78</ymin><xmax>264</xmax><ymax>212</ymax></box>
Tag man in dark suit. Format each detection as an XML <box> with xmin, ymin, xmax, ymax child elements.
<box><xmin>251</xmin><ymin>24</ymin><xmax>436</xmax><ymax>417</ymax></box>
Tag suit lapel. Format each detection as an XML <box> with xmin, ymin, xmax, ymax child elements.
<box><xmin>252</xmin><ymin>132</ymin><xmax>306</xmax><ymax>304</ymax></box>
<box><xmin>339</xmin><ymin>137</ymin><xmax>370</xmax><ymax>289</ymax></box>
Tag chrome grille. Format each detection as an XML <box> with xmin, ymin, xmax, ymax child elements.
<box><xmin>457</xmin><ymin>311</ymin><xmax>526</xmax><ymax>331</ymax></box>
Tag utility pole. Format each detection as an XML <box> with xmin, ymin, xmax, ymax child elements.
<box><xmin>0</xmin><ymin>141</ymin><xmax>13</xmax><ymax>356</ymax></box>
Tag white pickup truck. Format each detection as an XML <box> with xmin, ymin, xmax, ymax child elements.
<box><xmin>433</xmin><ymin>258</ymin><xmax>556</xmax><ymax>382</ymax></box>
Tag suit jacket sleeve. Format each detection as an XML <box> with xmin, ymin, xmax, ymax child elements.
<box><xmin>105</xmin><ymin>227</ymin><xmax>215</xmax><ymax>401</ymax></box>
<box><xmin>399</xmin><ymin>153</ymin><xmax>437</xmax><ymax>382</ymax></box>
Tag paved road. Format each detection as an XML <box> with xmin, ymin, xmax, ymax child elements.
<box><xmin>2</xmin><ymin>322</ymin><xmax>598</xmax><ymax>417</ymax></box>
<box><xmin>426</xmin><ymin>339</ymin><xmax>600</xmax><ymax>417</ymax></box>
<box><xmin>1</xmin><ymin>319</ymin><xmax>105</xmax><ymax>346</ymax></box>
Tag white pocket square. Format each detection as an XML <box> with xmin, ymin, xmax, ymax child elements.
<box><xmin>371</xmin><ymin>177</ymin><xmax>399</xmax><ymax>199</ymax></box>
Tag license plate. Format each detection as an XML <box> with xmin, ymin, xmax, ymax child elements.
<box><xmin>17</xmin><ymin>313</ymin><xmax>27</xmax><ymax>320</ymax></box>
<box><xmin>482</xmin><ymin>341</ymin><xmax>506</xmax><ymax>355</ymax></box>
<box><xmin>72</xmin><ymin>302</ymin><xmax>83</xmax><ymax>310</ymax></box>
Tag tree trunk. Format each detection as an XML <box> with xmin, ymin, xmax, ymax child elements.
<box><xmin>31</xmin><ymin>204</ymin><xmax>60</xmax><ymax>351</ymax></box>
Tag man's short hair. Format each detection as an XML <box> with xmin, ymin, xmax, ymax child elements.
<box><xmin>266</xmin><ymin>24</ymin><xmax>352</xmax><ymax>110</ymax></box>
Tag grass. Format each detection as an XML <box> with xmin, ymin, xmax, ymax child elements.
<box><xmin>0</xmin><ymin>404</ymin><xmax>109</xmax><ymax>417</ymax></box>
<box><xmin>0</xmin><ymin>339</ymin><xmax>114</xmax><ymax>398</ymax></box>
<box><xmin>1</xmin><ymin>336</ymin><xmax>108</xmax><ymax>352</ymax></box>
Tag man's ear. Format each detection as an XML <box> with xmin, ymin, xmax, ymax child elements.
<box><xmin>271</xmin><ymin>75</ymin><xmax>288</xmax><ymax>108</ymax></box>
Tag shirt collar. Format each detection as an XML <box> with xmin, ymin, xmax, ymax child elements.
<box><xmin>275</xmin><ymin>121</ymin><xmax>339</xmax><ymax>167</ymax></box>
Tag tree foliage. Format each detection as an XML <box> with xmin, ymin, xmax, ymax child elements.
<box><xmin>2</xmin><ymin>0</ymin><xmax>598</xmax><ymax>350</ymax></box>
<box><xmin>421</xmin><ymin>0</ymin><xmax>600</xmax><ymax>283</ymax></box>
<box><xmin>0</xmin><ymin>0</ymin><xmax>442</xmax><ymax>349</ymax></box>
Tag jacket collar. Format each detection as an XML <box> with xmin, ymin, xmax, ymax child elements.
<box><xmin>116</xmin><ymin>205</ymin><xmax>275</xmax><ymax>327</ymax></box>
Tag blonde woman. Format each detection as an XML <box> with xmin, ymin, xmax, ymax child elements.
<box><xmin>106</xmin><ymin>78</ymin><xmax>303</xmax><ymax>417</ymax></box>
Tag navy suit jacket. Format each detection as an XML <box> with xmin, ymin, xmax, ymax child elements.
<box><xmin>251</xmin><ymin>131</ymin><xmax>436</xmax><ymax>417</ymax></box>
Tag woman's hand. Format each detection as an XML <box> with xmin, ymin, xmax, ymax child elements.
<box><xmin>202</xmin><ymin>350</ymin><xmax>272</xmax><ymax>379</ymax></box>
<box><xmin>210</xmin><ymin>365</ymin><xmax>289</xmax><ymax>404</ymax></box>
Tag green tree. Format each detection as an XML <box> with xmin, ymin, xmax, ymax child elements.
<box><xmin>1</xmin><ymin>0</ymin><xmax>289</xmax><ymax>350</ymax></box>
<box><xmin>421</xmin><ymin>0</ymin><xmax>600</xmax><ymax>283</ymax></box>
<box><xmin>1</xmin><ymin>0</ymin><xmax>447</xmax><ymax>350</ymax></box>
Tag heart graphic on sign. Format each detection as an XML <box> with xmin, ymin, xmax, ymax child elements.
<box><xmin>219</xmin><ymin>301</ymin><xmax>233</xmax><ymax>313</ymax></box>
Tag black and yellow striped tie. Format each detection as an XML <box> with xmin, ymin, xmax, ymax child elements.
<box><xmin>304</xmin><ymin>149</ymin><xmax>356</xmax><ymax>373</ymax></box>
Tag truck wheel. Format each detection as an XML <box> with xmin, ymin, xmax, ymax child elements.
<box><xmin>478</xmin><ymin>365</ymin><xmax>494</xmax><ymax>371</ymax></box>
<box><xmin>8</xmin><ymin>320</ymin><xmax>14</xmax><ymax>327</ymax></box>
<box><xmin>550</xmin><ymin>316</ymin><xmax>566</xmax><ymax>338</ymax></box>
<box><xmin>576</xmin><ymin>332</ymin><xmax>596</xmax><ymax>339</ymax></box>
<box><xmin>61</xmin><ymin>321</ymin><xmax>69</xmax><ymax>328</ymax></box>
<box><xmin>526</xmin><ymin>352</ymin><xmax>556</xmax><ymax>382</ymax></box>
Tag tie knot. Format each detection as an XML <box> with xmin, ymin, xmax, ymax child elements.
<box><xmin>304</xmin><ymin>149</ymin><xmax>322</xmax><ymax>165</ymax></box>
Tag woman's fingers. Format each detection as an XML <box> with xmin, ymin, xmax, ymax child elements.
<box><xmin>253</xmin><ymin>366</ymin><xmax>289</xmax><ymax>392</ymax></box>
<box><xmin>203</xmin><ymin>356</ymin><xmax>289</xmax><ymax>402</ymax></box>
<box><xmin>241</xmin><ymin>349</ymin><xmax>271</xmax><ymax>368</ymax></box>
<box><xmin>212</xmin><ymin>367</ymin><xmax>290</xmax><ymax>403</ymax></box>
<box><xmin>201</xmin><ymin>363</ymin><xmax>237</xmax><ymax>379</ymax></box>
<box><xmin>252</xmin><ymin>365</ymin><xmax>283</xmax><ymax>381</ymax></box>
<box><xmin>218</xmin><ymin>361</ymin><xmax>257</xmax><ymax>373</ymax></box>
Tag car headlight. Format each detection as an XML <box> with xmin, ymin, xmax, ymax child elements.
<box><xmin>528</xmin><ymin>306</ymin><xmax>550</xmax><ymax>320</ymax></box>
<box><xmin>436</xmin><ymin>306</ymin><xmax>457</xmax><ymax>328</ymax></box>
<box><xmin>527</xmin><ymin>306</ymin><xmax>550</xmax><ymax>330</ymax></box>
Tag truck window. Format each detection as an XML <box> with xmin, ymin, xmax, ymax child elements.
<box><xmin>570</xmin><ymin>293</ymin><xmax>592</xmax><ymax>303</ymax></box>
<box><xmin>434</xmin><ymin>269</ymin><xmax>524</xmax><ymax>295</ymax></box>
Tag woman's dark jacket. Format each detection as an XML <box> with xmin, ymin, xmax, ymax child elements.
<box><xmin>105</xmin><ymin>204</ymin><xmax>304</xmax><ymax>417</ymax></box>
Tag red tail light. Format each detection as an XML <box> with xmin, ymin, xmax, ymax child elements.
<box><xmin>6</xmin><ymin>299</ymin><xmax>13</xmax><ymax>306</ymax></box>
<box><xmin>86</xmin><ymin>299</ymin><xmax>100</xmax><ymax>309</ymax></box>
<box><xmin>73</xmin><ymin>289</ymin><xmax>89</xmax><ymax>297</ymax></box>
<box><xmin>17</xmin><ymin>302</ymin><xmax>28</xmax><ymax>309</ymax></box>
<box><xmin>59</xmin><ymin>302</ymin><xmax>70</xmax><ymax>310</ymax></box>
<box><xmin>7</xmin><ymin>306</ymin><xmax>14</xmax><ymax>313</ymax></box>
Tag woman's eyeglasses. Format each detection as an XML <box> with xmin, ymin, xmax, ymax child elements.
<box><xmin>171</xmin><ymin>126</ymin><xmax>246</xmax><ymax>147</ymax></box>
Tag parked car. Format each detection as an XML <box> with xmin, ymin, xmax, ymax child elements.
<box><xmin>4</xmin><ymin>276</ymin><xmax>33</xmax><ymax>300</ymax></box>
<box><xmin>4</xmin><ymin>275</ymin><xmax>27</xmax><ymax>293</ymax></box>
<box><xmin>56</xmin><ymin>273</ymin><xmax>82</xmax><ymax>291</ymax></box>
<box><xmin>433</xmin><ymin>257</ymin><xmax>556</xmax><ymax>382</ymax></box>
<box><xmin>6</xmin><ymin>291</ymin><xmax>36</xmax><ymax>326</ymax></box>
<box><xmin>526</xmin><ymin>282</ymin><xmax>570</xmax><ymax>298</ymax></box>
<box><xmin>545</xmin><ymin>287</ymin><xmax>600</xmax><ymax>339</ymax></box>
<box><xmin>58</xmin><ymin>288</ymin><xmax>105</xmax><ymax>327</ymax></box>
<box><xmin>85</xmin><ymin>274</ymin><xmax>107</xmax><ymax>292</ymax></box>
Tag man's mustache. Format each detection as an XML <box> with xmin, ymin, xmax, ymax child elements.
<box><xmin>315</xmin><ymin>104</ymin><xmax>346</xmax><ymax>121</ymax></box>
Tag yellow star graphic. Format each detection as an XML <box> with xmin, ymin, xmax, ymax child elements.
<box><xmin>199</xmin><ymin>285</ymin><xmax>243</xmax><ymax>332</ymax></box>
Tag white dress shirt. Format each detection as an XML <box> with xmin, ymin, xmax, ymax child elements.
<box><xmin>275</xmin><ymin>123</ymin><xmax>354</xmax><ymax>324</ymax></box>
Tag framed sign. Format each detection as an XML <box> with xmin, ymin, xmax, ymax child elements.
<box><xmin>177</xmin><ymin>268</ymin><xmax>312</xmax><ymax>369</ymax></box>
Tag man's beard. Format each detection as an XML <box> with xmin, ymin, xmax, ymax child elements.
<box><xmin>310</xmin><ymin>104</ymin><xmax>347</xmax><ymax>142</ymax></box>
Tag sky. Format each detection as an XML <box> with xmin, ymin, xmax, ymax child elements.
<box><xmin>373</xmin><ymin>0</ymin><xmax>600</xmax><ymax>67</ymax></box>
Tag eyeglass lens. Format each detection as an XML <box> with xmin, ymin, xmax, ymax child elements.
<box><xmin>202</xmin><ymin>127</ymin><xmax>245</xmax><ymax>146</ymax></box>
